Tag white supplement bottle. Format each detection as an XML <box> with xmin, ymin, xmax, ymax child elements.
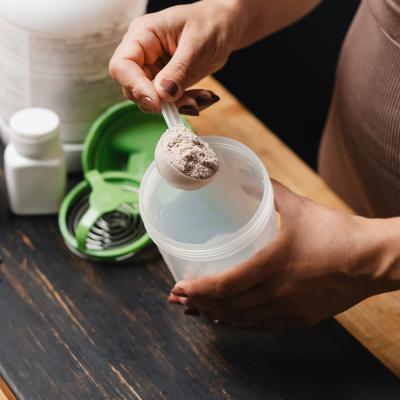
<box><xmin>4</xmin><ymin>108</ymin><xmax>67</xmax><ymax>215</ymax></box>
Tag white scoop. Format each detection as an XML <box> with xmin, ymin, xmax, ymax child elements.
<box><xmin>155</xmin><ymin>102</ymin><xmax>219</xmax><ymax>190</ymax></box>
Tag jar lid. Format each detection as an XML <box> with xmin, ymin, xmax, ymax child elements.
<box><xmin>10</xmin><ymin>108</ymin><xmax>59</xmax><ymax>143</ymax></box>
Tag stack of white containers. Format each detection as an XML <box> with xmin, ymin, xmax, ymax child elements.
<box><xmin>0</xmin><ymin>0</ymin><xmax>148</xmax><ymax>172</ymax></box>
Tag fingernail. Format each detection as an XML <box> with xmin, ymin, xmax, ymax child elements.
<box><xmin>138</xmin><ymin>96</ymin><xmax>156</xmax><ymax>113</ymax></box>
<box><xmin>195</xmin><ymin>96</ymin><xmax>212</xmax><ymax>107</ymax></box>
<box><xmin>168</xmin><ymin>295</ymin><xmax>182</xmax><ymax>304</ymax></box>
<box><xmin>170</xmin><ymin>296</ymin><xmax>189</xmax><ymax>307</ymax></box>
<box><xmin>194</xmin><ymin>92</ymin><xmax>220</xmax><ymax>107</ymax></box>
<box><xmin>160</xmin><ymin>79</ymin><xmax>179</xmax><ymax>97</ymax></box>
<box><xmin>210</xmin><ymin>93</ymin><xmax>220</xmax><ymax>102</ymax></box>
<box><xmin>171</xmin><ymin>286</ymin><xmax>187</xmax><ymax>297</ymax></box>
<box><xmin>208</xmin><ymin>90</ymin><xmax>221</xmax><ymax>101</ymax></box>
<box><xmin>184</xmin><ymin>308</ymin><xmax>200</xmax><ymax>317</ymax></box>
<box><xmin>178</xmin><ymin>105</ymin><xmax>199</xmax><ymax>116</ymax></box>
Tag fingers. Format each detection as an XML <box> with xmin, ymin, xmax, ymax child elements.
<box><xmin>168</xmin><ymin>283</ymin><xmax>267</xmax><ymax>312</ymax></box>
<box><xmin>171</xmin><ymin>241</ymin><xmax>281</xmax><ymax>301</ymax></box>
<box><xmin>110</xmin><ymin>11</ymin><xmax>221</xmax><ymax>113</ymax></box>
<box><xmin>171</xmin><ymin>264</ymin><xmax>262</xmax><ymax>301</ymax></box>
<box><xmin>153</xmin><ymin>54</ymin><xmax>190</xmax><ymax>101</ymax></box>
<box><xmin>271</xmin><ymin>180</ymin><xmax>298</xmax><ymax>214</ymax></box>
<box><xmin>272</xmin><ymin>180</ymin><xmax>336</xmax><ymax>227</ymax></box>
<box><xmin>109</xmin><ymin>30</ymin><xmax>162</xmax><ymax>112</ymax></box>
<box><xmin>169</xmin><ymin>230</ymin><xmax>289</xmax><ymax>319</ymax></box>
<box><xmin>271</xmin><ymin>180</ymin><xmax>308</xmax><ymax>224</ymax></box>
<box><xmin>154</xmin><ymin>32</ymin><xmax>205</xmax><ymax>101</ymax></box>
<box><xmin>176</xmin><ymin>96</ymin><xmax>199</xmax><ymax>116</ymax></box>
<box><xmin>110</xmin><ymin>38</ymin><xmax>220</xmax><ymax>114</ymax></box>
<box><xmin>110</xmin><ymin>57</ymin><xmax>160</xmax><ymax>111</ymax></box>
<box><xmin>176</xmin><ymin>89</ymin><xmax>220</xmax><ymax>115</ymax></box>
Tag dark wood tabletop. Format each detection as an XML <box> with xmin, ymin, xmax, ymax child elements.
<box><xmin>1</xmin><ymin>79</ymin><xmax>400</xmax><ymax>399</ymax></box>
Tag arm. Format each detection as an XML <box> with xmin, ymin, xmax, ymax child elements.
<box><xmin>168</xmin><ymin>181</ymin><xmax>400</xmax><ymax>330</ymax></box>
<box><xmin>218</xmin><ymin>0</ymin><xmax>322</xmax><ymax>49</ymax></box>
<box><xmin>109</xmin><ymin>0</ymin><xmax>321</xmax><ymax>114</ymax></box>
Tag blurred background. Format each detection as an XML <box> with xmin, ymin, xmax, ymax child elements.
<box><xmin>149</xmin><ymin>0</ymin><xmax>361</xmax><ymax>169</ymax></box>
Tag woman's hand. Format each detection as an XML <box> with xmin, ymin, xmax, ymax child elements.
<box><xmin>109</xmin><ymin>1</ymin><xmax>240</xmax><ymax>115</ymax></box>
<box><xmin>109</xmin><ymin>0</ymin><xmax>322</xmax><ymax>114</ymax></box>
<box><xmin>168</xmin><ymin>181</ymin><xmax>397</xmax><ymax>331</ymax></box>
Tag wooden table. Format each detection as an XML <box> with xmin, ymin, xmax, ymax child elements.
<box><xmin>0</xmin><ymin>77</ymin><xmax>399</xmax><ymax>399</ymax></box>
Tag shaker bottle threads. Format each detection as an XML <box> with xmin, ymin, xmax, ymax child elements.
<box><xmin>4</xmin><ymin>108</ymin><xmax>67</xmax><ymax>215</ymax></box>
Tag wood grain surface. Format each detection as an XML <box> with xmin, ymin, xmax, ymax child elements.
<box><xmin>0</xmin><ymin>77</ymin><xmax>399</xmax><ymax>399</ymax></box>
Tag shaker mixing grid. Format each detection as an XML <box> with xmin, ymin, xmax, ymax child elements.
<box><xmin>66</xmin><ymin>187</ymin><xmax>146</xmax><ymax>255</ymax></box>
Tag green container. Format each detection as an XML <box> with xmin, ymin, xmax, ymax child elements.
<box><xmin>59</xmin><ymin>101</ymin><xmax>176</xmax><ymax>262</ymax></box>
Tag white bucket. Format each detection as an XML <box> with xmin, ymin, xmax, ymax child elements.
<box><xmin>0</xmin><ymin>0</ymin><xmax>148</xmax><ymax>170</ymax></box>
<box><xmin>140</xmin><ymin>136</ymin><xmax>277</xmax><ymax>281</ymax></box>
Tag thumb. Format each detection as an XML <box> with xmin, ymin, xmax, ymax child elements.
<box><xmin>154</xmin><ymin>38</ymin><xmax>202</xmax><ymax>101</ymax></box>
<box><xmin>272</xmin><ymin>180</ymin><xmax>305</xmax><ymax>222</ymax></box>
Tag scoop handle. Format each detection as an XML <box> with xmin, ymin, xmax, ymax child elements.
<box><xmin>161</xmin><ymin>102</ymin><xmax>184</xmax><ymax>129</ymax></box>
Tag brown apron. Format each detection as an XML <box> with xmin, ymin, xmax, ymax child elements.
<box><xmin>319</xmin><ymin>0</ymin><xmax>400</xmax><ymax>217</ymax></box>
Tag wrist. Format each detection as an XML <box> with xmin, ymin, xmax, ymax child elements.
<box><xmin>352</xmin><ymin>216</ymin><xmax>400</xmax><ymax>295</ymax></box>
<box><xmin>373</xmin><ymin>217</ymin><xmax>400</xmax><ymax>292</ymax></box>
<box><xmin>202</xmin><ymin>0</ymin><xmax>250</xmax><ymax>51</ymax></box>
<box><xmin>342</xmin><ymin>216</ymin><xmax>400</xmax><ymax>298</ymax></box>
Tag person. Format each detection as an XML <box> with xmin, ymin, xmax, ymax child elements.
<box><xmin>109</xmin><ymin>0</ymin><xmax>400</xmax><ymax>330</ymax></box>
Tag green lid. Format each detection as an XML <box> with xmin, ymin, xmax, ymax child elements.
<box><xmin>82</xmin><ymin>101</ymin><xmax>167</xmax><ymax>182</ymax></box>
<box><xmin>59</xmin><ymin>101</ymin><xmax>172</xmax><ymax>262</ymax></box>
<box><xmin>58</xmin><ymin>171</ymin><xmax>149</xmax><ymax>262</ymax></box>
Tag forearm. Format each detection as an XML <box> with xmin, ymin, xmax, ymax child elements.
<box><xmin>212</xmin><ymin>0</ymin><xmax>321</xmax><ymax>49</ymax></box>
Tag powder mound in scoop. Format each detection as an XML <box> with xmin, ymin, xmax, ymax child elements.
<box><xmin>162</xmin><ymin>126</ymin><xmax>219</xmax><ymax>179</ymax></box>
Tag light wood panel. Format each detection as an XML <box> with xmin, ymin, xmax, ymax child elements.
<box><xmin>189</xmin><ymin>77</ymin><xmax>400</xmax><ymax>377</ymax></box>
<box><xmin>0</xmin><ymin>376</ymin><xmax>15</xmax><ymax>400</ymax></box>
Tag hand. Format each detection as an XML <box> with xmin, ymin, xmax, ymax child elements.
<box><xmin>168</xmin><ymin>181</ymin><xmax>391</xmax><ymax>331</ymax></box>
<box><xmin>109</xmin><ymin>1</ymin><xmax>239</xmax><ymax>115</ymax></box>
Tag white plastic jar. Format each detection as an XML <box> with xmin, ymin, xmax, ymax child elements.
<box><xmin>4</xmin><ymin>108</ymin><xmax>66</xmax><ymax>215</ymax></box>
<box><xmin>0</xmin><ymin>0</ymin><xmax>148</xmax><ymax>171</ymax></box>
<box><xmin>140</xmin><ymin>136</ymin><xmax>277</xmax><ymax>281</ymax></box>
